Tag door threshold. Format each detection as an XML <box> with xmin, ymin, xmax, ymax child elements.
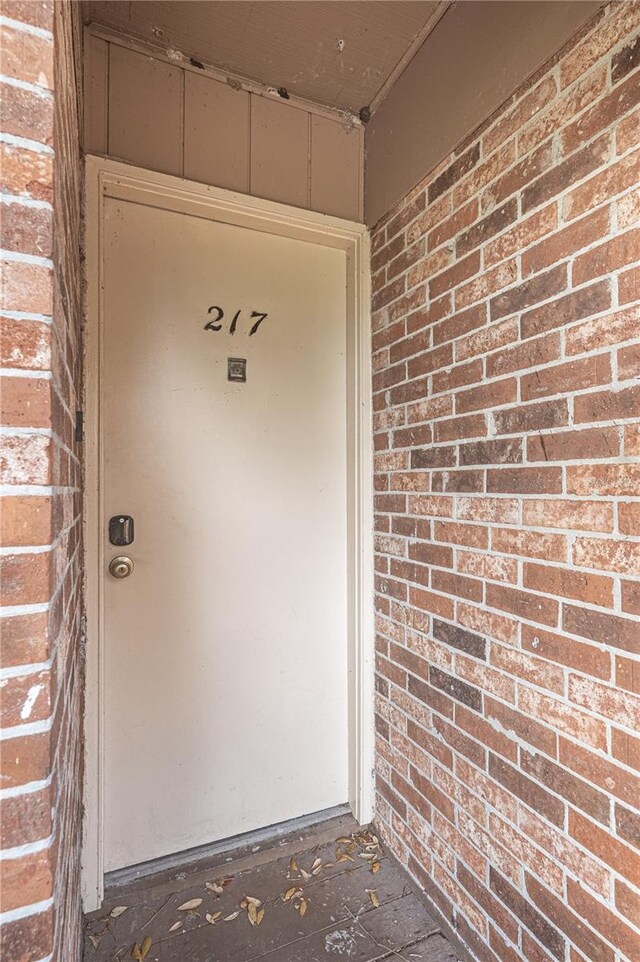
<box><xmin>104</xmin><ymin>804</ymin><xmax>355</xmax><ymax>899</ymax></box>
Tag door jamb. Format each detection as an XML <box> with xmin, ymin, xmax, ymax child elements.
<box><xmin>82</xmin><ymin>155</ymin><xmax>374</xmax><ymax>911</ymax></box>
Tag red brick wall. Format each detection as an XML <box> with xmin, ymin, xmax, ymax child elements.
<box><xmin>1</xmin><ymin>1</ymin><xmax>84</xmax><ymax>959</ymax></box>
<box><xmin>371</xmin><ymin>4</ymin><xmax>640</xmax><ymax>962</ymax></box>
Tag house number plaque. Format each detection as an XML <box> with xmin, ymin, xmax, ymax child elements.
<box><xmin>203</xmin><ymin>304</ymin><xmax>268</xmax><ymax>336</ymax></box>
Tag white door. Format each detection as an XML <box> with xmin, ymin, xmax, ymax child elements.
<box><xmin>101</xmin><ymin>195</ymin><xmax>349</xmax><ymax>872</ymax></box>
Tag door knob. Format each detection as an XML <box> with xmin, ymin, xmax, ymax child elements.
<box><xmin>109</xmin><ymin>556</ymin><xmax>134</xmax><ymax>579</ymax></box>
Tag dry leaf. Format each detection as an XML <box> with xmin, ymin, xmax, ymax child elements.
<box><xmin>130</xmin><ymin>945</ymin><xmax>142</xmax><ymax>961</ymax></box>
<box><xmin>168</xmin><ymin>921</ymin><xmax>182</xmax><ymax>932</ymax></box>
<box><xmin>256</xmin><ymin>908</ymin><xmax>265</xmax><ymax>926</ymax></box>
<box><xmin>206</xmin><ymin>882</ymin><xmax>224</xmax><ymax>896</ymax></box>
<box><xmin>177</xmin><ymin>898</ymin><xmax>202</xmax><ymax>911</ymax></box>
<box><xmin>371</xmin><ymin>860</ymin><xmax>381</xmax><ymax>874</ymax></box>
<box><xmin>283</xmin><ymin>886</ymin><xmax>299</xmax><ymax>901</ymax></box>
<box><xmin>140</xmin><ymin>936</ymin><xmax>152</xmax><ymax>959</ymax></box>
<box><xmin>360</xmin><ymin>852</ymin><xmax>376</xmax><ymax>861</ymax></box>
<box><xmin>289</xmin><ymin>857</ymin><xmax>298</xmax><ymax>872</ymax></box>
<box><xmin>223</xmin><ymin>911</ymin><xmax>241</xmax><ymax>921</ymax></box>
<box><xmin>205</xmin><ymin>912</ymin><xmax>222</xmax><ymax>925</ymax></box>
<box><xmin>300</xmin><ymin>868</ymin><xmax>312</xmax><ymax>881</ymax></box>
<box><xmin>366</xmin><ymin>889</ymin><xmax>380</xmax><ymax>908</ymax></box>
<box><xmin>311</xmin><ymin>857</ymin><xmax>322</xmax><ymax>871</ymax></box>
<box><xmin>247</xmin><ymin>903</ymin><xmax>258</xmax><ymax>926</ymax></box>
<box><xmin>298</xmin><ymin>898</ymin><xmax>307</xmax><ymax>917</ymax></box>
<box><xmin>110</xmin><ymin>906</ymin><xmax>128</xmax><ymax>918</ymax></box>
<box><xmin>336</xmin><ymin>837</ymin><xmax>352</xmax><ymax>844</ymax></box>
<box><xmin>336</xmin><ymin>853</ymin><xmax>354</xmax><ymax>863</ymax></box>
<box><xmin>88</xmin><ymin>935</ymin><xmax>101</xmax><ymax>948</ymax></box>
<box><xmin>245</xmin><ymin>895</ymin><xmax>261</xmax><ymax>907</ymax></box>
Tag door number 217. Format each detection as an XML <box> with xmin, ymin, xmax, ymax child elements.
<box><xmin>203</xmin><ymin>305</ymin><xmax>268</xmax><ymax>336</ymax></box>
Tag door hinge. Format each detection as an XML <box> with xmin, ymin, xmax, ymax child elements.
<box><xmin>75</xmin><ymin>410</ymin><xmax>84</xmax><ymax>443</ymax></box>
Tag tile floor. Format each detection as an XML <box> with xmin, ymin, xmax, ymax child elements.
<box><xmin>84</xmin><ymin>814</ymin><xmax>461</xmax><ymax>962</ymax></box>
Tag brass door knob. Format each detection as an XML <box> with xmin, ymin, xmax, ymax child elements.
<box><xmin>109</xmin><ymin>556</ymin><xmax>134</xmax><ymax>579</ymax></box>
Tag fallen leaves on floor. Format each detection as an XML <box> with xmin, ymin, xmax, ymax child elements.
<box><xmin>87</xmin><ymin>829</ymin><xmax>388</xmax><ymax>957</ymax></box>
<box><xmin>130</xmin><ymin>936</ymin><xmax>152</xmax><ymax>960</ymax></box>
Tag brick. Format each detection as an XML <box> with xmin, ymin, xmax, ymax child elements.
<box><xmin>490</xmin><ymin>265</ymin><xmax>567</xmax><ymax>321</ymax></box>
<box><xmin>428</xmin><ymin>198</ymin><xmax>478</xmax><ymax>251</ymax></box>
<box><xmin>486</xmin><ymin>695</ymin><xmax>557</xmax><ymax>756</ymax></box>
<box><xmin>0</xmin><ymin>80</ymin><xmax>53</xmax><ymax>144</ymax></box>
<box><xmin>433</xmin><ymin>520</ymin><xmax>488</xmax><ymax>549</ymax></box>
<box><xmin>455</xmin><ymin>377</ymin><xmax>517</xmax><ymax>414</ymax></box>
<box><xmin>492</xmin><ymin>528</ymin><xmax>566</xmax><ymax>562</ymax></box>
<box><xmin>573</xmin><ymin>226</ymin><xmax>640</xmax><ymax>285</ymax></box>
<box><xmin>0</xmin><ymin>315</ymin><xmax>51</xmax><ymax>369</ymax></box>
<box><xmin>457</xmin><ymin>199</ymin><xmax>517</xmax><ymax>258</ymax></box>
<box><xmin>0</xmin><ymin>551</ymin><xmax>51</xmax><ymax>606</ymax></box>
<box><xmin>485</xmin><ymin>203</ymin><xmax>557</xmax><ymax>267</ymax></box>
<box><xmin>432</xmin><ymin>618</ymin><xmax>486</xmax><ymax>660</ymax></box>
<box><xmin>562</xmin><ymin>69</ymin><xmax>640</xmax><ymax>155</ymax></box>
<box><xmin>522</xmin><ymin>354</ymin><xmax>611</xmax><ymax>401</ymax></box>
<box><xmin>566</xmin><ymin>303</ymin><xmax>638</xmax><ymax>355</ymax></box>
<box><xmin>567</xmin><ymin>463</ymin><xmax>640</xmax><ymax>497</ymax></box>
<box><xmin>573</xmin><ymin>536</ymin><xmax>640</xmax><ymax>576</ymax></box>
<box><xmin>0</xmin><ymin>375</ymin><xmax>50</xmax><ymax>428</ymax></box>
<box><xmin>486</xmin><ymin>331</ymin><xmax>560</xmax><ymax>378</ymax></box>
<box><xmin>0</xmin><ymin>611</ymin><xmax>49</xmax><ymax>669</ymax></box>
<box><xmin>518</xmin><ymin>66</ymin><xmax>608</xmax><ymax>158</ymax></box>
<box><xmin>567</xmin><ymin>879</ymin><xmax>639</xmax><ymax>962</ymax></box>
<box><xmin>429</xmin><ymin>250</ymin><xmax>480</xmax><ymax>300</ymax></box>
<box><xmin>571</xmin><ymin>808</ymin><xmax>640</xmax><ymax>887</ymax></box>
<box><xmin>456</xmin><ymin>549</ymin><xmax>517</xmax><ymax>584</ymax></box>
<box><xmin>459</xmin><ymin>438</ymin><xmax>522</xmax><ymax>465</ymax></box>
<box><xmin>428</xmin><ymin>143</ymin><xmax>481</xmax><ymax>203</ymax></box>
<box><xmin>518</xmin><ymin>685</ymin><xmax>608</xmax><ymax>752</ymax></box>
<box><xmin>574</xmin><ymin>384</ymin><xmax>640</xmax><ymax>424</ymax></box>
<box><xmin>527</xmin><ymin>426</ymin><xmax>619</xmax><ymax>462</ymax></box>
<box><xmin>485</xmin><ymin>75</ymin><xmax>559</xmax><ymax>155</ymax></box>
<box><xmin>564</xmin><ymin>148</ymin><xmax>640</xmax><ymax>220</ymax></box>
<box><xmin>615</xmin><ymin>878</ymin><xmax>640</xmax><ymax>929</ymax></box>
<box><xmin>487</xmin><ymin>467</ymin><xmax>562</xmax><ymax>495</ymax></box>
<box><xmin>1</xmin><ymin>198</ymin><xmax>53</xmax><ymax>257</ymax></box>
<box><xmin>0</xmin><ymin>848</ymin><xmax>53</xmax><ymax>913</ymax></box>
<box><xmin>560</xmin><ymin>3</ymin><xmax>640</xmax><ymax>87</ymax></box>
<box><xmin>568</xmin><ymin>673</ymin><xmax>640</xmax><ymax>729</ymax></box>
<box><xmin>484</xmin><ymin>141</ymin><xmax>554</xmax><ymax>211</ymax></box>
<box><xmin>456</xmin><ymin>317</ymin><xmax>518</xmax><ymax>362</ymax></box>
<box><xmin>522</xmin><ymin>208</ymin><xmax>609</xmax><ymax>278</ymax></box>
<box><xmin>456</xmin><ymin>497</ymin><xmax>519</xmax><ymax>525</ymax></box>
<box><xmin>0</xmin><ymin>785</ymin><xmax>52</xmax><ymax>849</ymax></box>
<box><xmin>616</xmin><ymin>802</ymin><xmax>640</xmax><ymax>848</ymax></box>
<box><xmin>563</xmin><ymin>603</ymin><xmax>639</xmax><ymax>654</ymax></box>
<box><xmin>524</xmin><ymin>562</ymin><xmax>613</xmax><ymax>608</ymax></box>
<box><xmin>1</xmin><ymin>495</ymin><xmax>52</xmax><ymax>546</ymax></box>
<box><xmin>522</xmin><ymin>136</ymin><xmax>610</xmax><ymax>215</ymax></box>
<box><xmin>486</xmin><ymin>583</ymin><xmax>559</xmax><ymax>627</ymax></box>
<box><xmin>490</xmin><ymin>867</ymin><xmax>565</xmax><ymax>958</ymax></box>
<box><xmin>521</xmin><ymin>280</ymin><xmax>611</xmax><ymax>339</ymax></box>
<box><xmin>455</xmin><ymin>259</ymin><xmax>518</xmax><ymax>311</ymax></box>
<box><xmin>616</xmin><ymin>110</ymin><xmax>640</xmax><ymax>155</ymax></box>
<box><xmin>619</xmin><ymin>502</ymin><xmax>640</xmax><ymax>536</ymax></box>
<box><xmin>526</xmin><ymin>874</ymin><xmax>614</xmax><ymax>962</ymax></box>
<box><xmin>521</xmin><ymin>748</ymin><xmax>610</xmax><ymax>823</ymax></box>
<box><xmin>559</xmin><ymin>738</ymin><xmax>639</xmax><ymax>808</ymax></box>
<box><xmin>494</xmin><ymin>399</ymin><xmax>568</xmax><ymax>435</ymax></box>
<box><xmin>521</xmin><ymin>624</ymin><xmax>611</xmax><ymax>679</ymax></box>
<box><xmin>1</xmin><ymin>259</ymin><xmax>52</xmax><ymax>314</ymax></box>
<box><xmin>523</xmin><ymin>498</ymin><xmax>613</xmax><ymax>532</ymax></box>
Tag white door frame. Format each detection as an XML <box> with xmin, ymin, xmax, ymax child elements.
<box><xmin>81</xmin><ymin>155</ymin><xmax>374</xmax><ymax>911</ymax></box>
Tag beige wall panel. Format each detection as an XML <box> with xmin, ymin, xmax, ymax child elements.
<box><xmin>311</xmin><ymin>117</ymin><xmax>362</xmax><ymax>222</ymax></box>
<box><xmin>365</xmin><ymin>0</ymin><xmax>601</xmax><ymax>225</ymax></box>
<box><xmin>83</xmin><ymin>32</ymin><xmax>108</xmax><ymax>153</ymax></box>
<box><xmin>183</xmin><ymin>73</ymin><xmax>250</xmax><ymax>193</ymax></box>
<box><xmin>250</xmin><ymin>97</ymin><xmax>309</xmax><ymax>209</ymax></box>
<box><xmin>108</xmin><ymin>45</ymin><xmax>182</xmax><ymax>176</ymax></box>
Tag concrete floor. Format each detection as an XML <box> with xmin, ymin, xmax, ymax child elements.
<box><xmin>83</xmin><ymin>814</ymin><xmax>461</xmax><ymax>962</ymax></box>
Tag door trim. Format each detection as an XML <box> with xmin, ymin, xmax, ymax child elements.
<box><xmin>82</xmin><ymin>155</ymin><xmax>373</xmax><ymax>910</ymax></box>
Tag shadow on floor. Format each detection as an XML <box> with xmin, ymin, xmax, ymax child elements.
<box><xmin>84</xmin><ymin>814</ymin><xmax>461</xmax><ymax>962</ymax></box>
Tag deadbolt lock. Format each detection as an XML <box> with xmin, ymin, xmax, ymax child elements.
<box><xmin>109</xmin><ymin>556</ymin><xmax>134</xmax><ymax>579</ymax></box>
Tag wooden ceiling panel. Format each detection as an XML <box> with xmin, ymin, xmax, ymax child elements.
<box><xmin>82</xmin><ymin>1</ymin><xmax>443</xmax><ymax>112</ymax></box>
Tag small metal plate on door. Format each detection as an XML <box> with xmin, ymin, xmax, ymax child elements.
<box><xmin>228</xmin><ymin>357</ymin><xmax>247</xmax><ymax>382</ymax></box>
